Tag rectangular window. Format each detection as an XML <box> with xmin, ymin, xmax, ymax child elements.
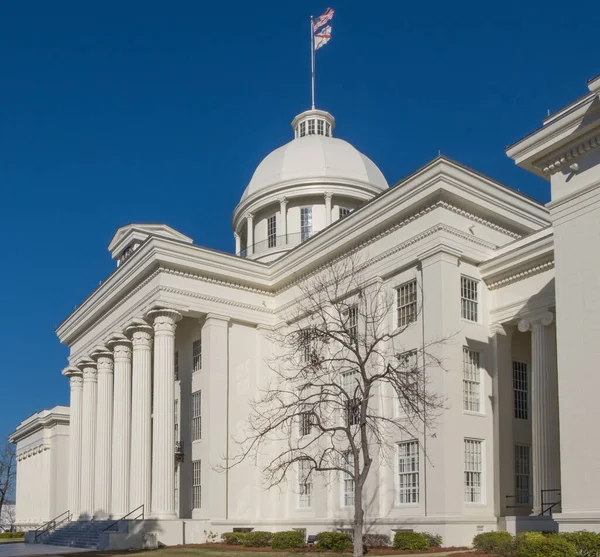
<box><xmin>339</xmin><ymin>207</ymin><xmax>351</xmax><ymax>219</ymax></box>
<box><xmin>193</xmin><ymin>338</ymin><xmax>202</xmax><ymax>372</ymax></box>
<box><xmin>345</xmin><ymin>306</ymin><xmax>358</xmax><ymax>341</ymax></box>
<box><xmin>192</xmin><ymin>460</ymin><xmax>201</xmax><ymax>509</ymax></box>
<box><xmin>267</xmin><ymin>214</ymin><xmax>277</xmax><ymax>248</ymax></box>
<box><xmin>299</xmin><ymin>411</ymin><xmax>312</xmax><ymax>437</ymax></box>
<box><xmin>174</xmin><ymin>351</ymin><xmax>179</xmax><ymax>380</ymax></box>
<box><xmin>298</xmin><ymin>459</ymin><xmax>312</xmax><ymax>508</ymax></box>
<box><xmin>461</xmin><ymin>276</ymin><xmax>479</xmax><ymax>322</ymax></box>
<box><xmin>464</xmin><ymin>439</ymin><xmax>483</xmax><ymax>503</ymax></box>
<box><xmin>342</xmin><ymin>371</ymin><xmax>360</xmax><ymax>426</ymax></box>
<box><xmin>396</xmin><ymin>350</ymin><xmax>418</xmax><ymax>415</ymax></box>
<box><xmin>317</xmin><ymin>119</ymin><xmax>324</xmax><ymax>136</ymax></box>
<box><xmin>397</xmin><ymin>441</ymin><xmax>419</xmax><ymax>504</ymax></box>
<box><xmin>308</xmin><ymin>119</ymin><xmax>315</xmax><ymax>135</ymax></box>
<box><xmin>513</xmin><ymin>361</ymin><xmax>528</xmax><ymax>420</ymax></box>
<box><xmin>343</xmin><ymin>452</ymin><xmax>355</xmax><ymax>507</ymax></box>
<box><xmin>192</xmin><ymin>391</ymin><xmax>202</xmax><ymax>441</ymax></box>
<box><xmin>300</xmin><ymin>328</ymin><xmax>312</xmax><ymax>363</ymax></box>
<box><xmin>514</xmin><ymin>445</ymin><xmax>531</xmax><ymax>505</ymax></box>
<box><xmin>463</xmin><ymin>347</ymin><xmax>481</xmax><ymax>413</ymax></box>
<box><xmin>397</xmin><ymin>280</ymin><xmax>417</xmax><ymax>328</ymax></box>
<box><xmin>174</xmin><ymin>399</ymin><xmax>179</xmax><ymax>443</ymax></box>
<box><xmin>300</xmin><ymin>207</ymin><xmax>313</xmax><ymax>242</ymax></box>
<box><xmin>299</xmin><ymin>121</ymin><xmax>306</xmax><ymax>137</ymax></box>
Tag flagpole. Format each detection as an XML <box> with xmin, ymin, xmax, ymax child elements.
<box><xmin>310</xmin><ymin>15</ymin><xmax>315</xmax><ymax>109</ymax></box>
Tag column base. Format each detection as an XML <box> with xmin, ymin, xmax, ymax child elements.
<box><xmin>149</xmin><ymin>511</ymin><xmax>178</xmax><ymax>520</ymax></box>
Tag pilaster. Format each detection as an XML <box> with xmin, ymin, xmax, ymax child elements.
<box><xmin>148</xmin><ymin>308</ymin><xmax>182</xmax><ymax>519</ymax></box>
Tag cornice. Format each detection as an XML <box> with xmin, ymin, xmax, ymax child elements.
<box><xmin>541</xmin><ymin>133</ymin><xmax>600</xmax><ymax>175</ymax></box>
<box><xmin>10</xmin><ymin>407</ymin><xmax>70</xmax><ymax>445</ymax></box>
<box><xmin>437</xmin><ymin>201</ymin><xmax>522</xmax><ymax>239</ymax></box>
<box><xmin>487</xmin><ymin>260</ymin><xmax>554</xmax><ymax>290</ymax></box>
<box><xmin>160</xmin><ymin>267</ymin><xmax>273</xmax><ymax>296</ymax></box>
<box><xmin>16</xmin><ymin>443</ymin><xmax>50</xmax><ymax>461</ymax></box>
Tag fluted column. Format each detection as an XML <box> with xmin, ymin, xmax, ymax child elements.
<box><xmin>127</xmin><ymin>321</ymin><xmax>154</xmax><ymax>513</ymax></box>
<box><xmin>234</xmin><ymin>232</ymin><xmax>241</xmax><ymax>256</ymax></box>
<box><xmin>518</xmin><ymin>311</ymin><xmax>561</xmax><ymax>514</ymax></box>
<box><xmin>107</xmin><ymin>334</ymin><xmax>132</xmax><ymax>517</ymax></box>
<box><xmin>324</xmin><ymin>192</ymin><xmax>332</xmax><ymax>226</ymax></box>
<box><xmin>246</xmin><ymin>213</ymin><xmax>254</xmax><ymax>256</ymax></box>
<box><xmin>62</xmin><ymin>366</ymin><xmax>83</xmax><ymax>519</ymax></box>
<box><xmin>148</xmin><ymin>308</ymin><xmax>182</xmax><ymax>519</ymax></box>
<box><xmin>92</xmin><ymin>348</ymin><xmax>114</xmax><ymax>518</ymax></box>
<box><xmin>79</xmin><ymin>361</ymin><xmax>98</xmax><ymax>518</ymax></box>
<box><xmin>279</xmin><ymin>197</ymin><xmax>288</xmax><ymax>245</ymax></box>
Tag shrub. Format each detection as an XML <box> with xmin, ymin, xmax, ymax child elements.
<box><xmin>423</xmin><ymin>532</ymin><xmax>443</xmax><ymax>548</ymax></box>
<box><xmin>0</xmin><ymin>532</ymin><xmax>24</xmax><ymax>539</ymax></box>
<box><xmin>515</xmin><ymin>532</ymin><xmax>577</xmax><ymax>557</ymax></box>
<box><xmin>363</xmin><ymin>534</ymin><xmax>390</xmax><ymax>548</ymax></box>
<box><xmin>272</xmin><ymin>531</ymin><xmax>306</xmax><ymax>549</ymax></box>
<box><xmin>473</xmin><ymin>531</ymin><xmax>514</xmax><ymax>554</ymax></box>
<box><xmin>316</xmin><ymin>531</ymin><xmax>353</xmax><ymax>550</ymax></box>
<box><xmin>221</xmin><ymin>532</ymin><xmax>247</xmax><ymax>545</ymax></box>
<box><xmin>393</xmin><ymin>532</ymin><xmax>429</xmax><ymax>551</ymax></box>
<box><xmin>561</xmin><ymin>531</ymin><xmax>600</xmax><ymax>557</ymax></box>
<box><xmin>242</xmin><ymin>531</ymin><xmax>273</xmax><ymax>548</ymax></box>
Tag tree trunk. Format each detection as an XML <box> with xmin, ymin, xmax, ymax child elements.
<box><xmin>353</xmin><ymin>483</ymin><xmax>364</xmax><ymax>557</ymax></box>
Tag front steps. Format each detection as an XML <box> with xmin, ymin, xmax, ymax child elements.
<box><xmin>35</xmin><ymin>520</ymin><xmax>117</xmax><ymax>549</ymax></box>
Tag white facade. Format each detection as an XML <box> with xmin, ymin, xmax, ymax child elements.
<box><xmin>11</xmin><ymin>76</ymin><xmax>600</xmax><ymax>546</ymax></box>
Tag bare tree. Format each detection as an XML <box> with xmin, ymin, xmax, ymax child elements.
<box><xmin>0</xmin><ymin>442</ymin><xmax>15</xmax><ymax>532</ymax></box>
<box><xmin>232</xmin><ymin>255</ymin><xmax>448</xmax><ymax>557</ymax></box>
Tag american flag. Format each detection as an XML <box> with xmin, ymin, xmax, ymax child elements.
<box><xmin>313</xmin><ymin>8</ymin><xmax>334</xmax><ymax>33</ymax></box>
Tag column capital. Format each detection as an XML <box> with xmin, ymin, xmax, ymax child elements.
<box><xmin>78</xmin><ymin>360</ymin><xmax>98</xmax><ymax>382</ymax></box>
<box><xmin>233</xmin><ymin>231</ymin><xmax>240</xmax><ymax>240</ymax></box>
<box><xmin>128</xmin><ymin>326</ymin><xmax>154</xmax><ymax>348</ymax></box>
<box><xmin>91</xmin><ymin>345</ymin><xmax>114</xmax><ymax>373</ymax></box>
<box><xmin>62</xmin><ymin>365</ymin><xmax>83</xmax><ymax>387</ymax></box>
<box><xmin>278</xmin><ymin>196</ymin><xmax>288</xmax><ymax>205</ymax></box>
<box><xmin>246</xmin><ymin>212</ymin><xmax>254</xmax><ymax>221</ymax></box>
<box><xmin>147</xmin><ymin>308</ymin><xmax>182</xmax><ymax>334</ymax></box>
<box><xmin>518</xmin><ymin>310</ymin><xmax>554</xmax><ymax>332</ymax></box>
<box><xmin>324</xmin><ymin>191</ymin><xmax>333</xmax><ymax>200</ymax></box>
<box><xmin>107</xmin><ymin>333</ymin><xmax>132</xmax><ymax>361</ymax></box>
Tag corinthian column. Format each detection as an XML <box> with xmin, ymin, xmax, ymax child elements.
<box><xmin>279</xmin><ymin>197</ymin><xmax>288</xmax><ymax>245</ymax></box>
<box><xmin>79</xmin><ymin>360</ymin><xmax>98</xmax><ymax>518</ymax></box>
<box><xmin>126</xmin><ymin>321</ymin><xmax>153</xmax><ymax>513</ymax></box>
<box><xmin>324</xmin><ymin>192</ymin><xmax>333</xmax><ymax>226</ymax></box>
<box><xmin>147</xmin><ymin>308</ymin><xmax>182</xmax><ymax>519</ymax></box>
<box><xmin>518</xmin><ymin>311</ymin><xmax>561</xmax><ymax>514</ymax></box>
<box><xmin>107</xmin><ymin>334</ymin><xmax>132</xmax><ymax>517</ymax></box>
<box><xmin>62</xmin><ymin>366</ymin><xmax>83</xmax><ymax>519</ymax></box>
<box><xmin>92</xmin><ymin>348</ymin><xmax>114</xmax><ymax>518</ymax></box>
<box><xmin>246</xmin><ymin>213</ymin><xmax>254</xmax><ymax>256</ymax></box>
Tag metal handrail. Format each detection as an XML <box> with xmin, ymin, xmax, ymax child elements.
<box><xmin>102</xmin><ymin>504</ymin><xmax>144</xmax><ymax>532</ymax></box>
<box><xmin>34</xmin><ymin>510</ymin><xmax>71</xmax><ymax>541</ymax></box>
<box><xmin>540</xmin><ymin>488</ymin><xmax>561</xmax><ymax>516</ymax></box>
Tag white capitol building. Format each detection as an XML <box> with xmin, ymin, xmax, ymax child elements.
<box><xmin>10</xmin><ymin>74</ymin><xmax>600</xmax><ymax>548</ymax></box>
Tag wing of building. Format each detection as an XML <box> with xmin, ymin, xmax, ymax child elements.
<box><xmin>10</xmin><ymin>76</ymin><xmax>600</xmax><ymax>548</ymax></box>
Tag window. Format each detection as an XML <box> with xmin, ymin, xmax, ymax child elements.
<box><xmin>326</xmin><ymin>122</ymin><xmax>331</xmax><ymax>137</ymax></box>
<box><xmin>463</xmin><ymin>348</ymin><xmax>481</xmax><ymax>413</ymax></box>
<box><xmin>317</xmin><ymin>119</ymin><xmax>324</xmax><ymax>135</ymax></box>
<box><xmin>298</xmin><ymin>459</ymin><xmax>312</xmax><ymax>508</ymax></box>
<box><xmin>397</xmin><ymin>280</ymin><xmax>417</xmax><ymax>328</ymax></box>
<box><xmin>464</xmin><ymin>439</ymin><xmax>483</xmax><ymax>503</ymax></box>
<box><xmin>300</xmin><ymin>207</ymin><xmax>313</xmax><ymax>242</ymax></box>
<box><xmin>514</xmin><ymin>445</ymin><xmax>531</xmax><ymax>505</ymax></box>
<box><xmin>192</xmin><ymin>460</ymin><xmax>201</xmax><ymax>509</ymax></box>
<box><xmin>308</xmin><ymin>119</ymin><xmax>315</xmax><ymax>135</ymax></box>
<box><xmin>267</xmin><ymin>214</ymin><xmax>277</xmax><ymax>248</ymax></box>
<box><xmin>299</xmin><ymin>411</ymin><xmax>312</xmax><ymax>437</ymax></box>
<box><xmin>397</xmin><ymin>441</ymin><xmax>419</xmax><ymax>504</ymax></box>
<box><xmin>299</xmin><ymin>121</ymin><xmax>306</xmax><ymax>137</ymax></box>
<box><xmin>193</xmin><ymin>339</ymin><xmax>202</xmax><ymax>372</ymax></box>
<box><xmin>345</xmin><ymin>306</ymin><xmax>358</xmax><ymax>341</ymax></box>
<box><xmin>174</xmin><ymin>399</ymin><xmax>179</xmax><ymax>443</ymax></box>
<box><xmin>300</xmin><ymin>328</ymin><xmax>312</xmax><ymax>363</ymax></box>
<box><xmin>343</xmin><ymin>452</ymin><xmax>355</xmax><ymax>507</ymax></box>
<box><xmin>461</xmin><ymin>276</ymin><xmax>479</xmax><ymax>322</ymax></box>
<box><xmin>513</xmin><ymin>361</ymin><xmax>528</xmax><ymax>420</ymax></box>
<box><xmin>342</xmin><ymin>371</ymin><xmax>360</xmax><ymax>426</ymax></box>
<box><xmin>192</xmin><ymin>391</ymin><xmax>202</xmax><ymax>441</ymax></box>
<box><xmin>174</xmin><ymin>351</ymin><xmax>179</xmax><ymax>380</ymax></box>
<box><xmin>395</xmin><ymin>350</ymin><xmax>418</xmax><ymax>415</ymax></box>
<box><xmin>339</xmin><ymin>207</ymin><xmax>351</xmax><ymax>219</ymax></box>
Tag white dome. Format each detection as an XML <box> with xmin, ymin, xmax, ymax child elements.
<box><xmin>242</xmin><ymin>135</ymin><xmax>388</xmax><ymax>200</ymax></box>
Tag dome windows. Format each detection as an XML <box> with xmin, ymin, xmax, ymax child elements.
<box><xmin>292</xmin><ymin>109</ymin><xmax>335</xmax><ymax>139</ymax></box>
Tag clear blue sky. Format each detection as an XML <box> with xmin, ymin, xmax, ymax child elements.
<box><xmin>0</xmin><ymin>0</ymin><xmax>598</xmax><ymax>442</ymax></box>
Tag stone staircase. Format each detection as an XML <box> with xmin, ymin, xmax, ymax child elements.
<box><xmin>36</xmin><ymin>520</ymin><xmax>117</xmax><ymax>549</ymax></box>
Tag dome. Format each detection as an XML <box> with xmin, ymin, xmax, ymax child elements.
<box><xmin>241</xmin><ymin>134</ymin><xmax>388</xmax><ymax>200</ymax></box>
